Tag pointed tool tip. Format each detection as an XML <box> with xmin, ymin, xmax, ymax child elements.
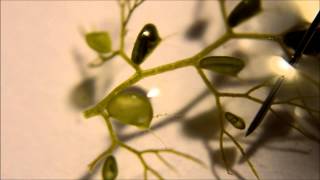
<box><xmin>245</xmin><ymin>131</ymin><xmax>250</xmax><ymax>137</ymax></box>
<box><xmin>245</xmin><ymin>127</ymin><xmax>253</xmax><ymax>137</ymax></box>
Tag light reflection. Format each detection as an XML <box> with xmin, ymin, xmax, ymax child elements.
<box><xmin>142</xmin><ymin>30</ymin><xmax>150</xmax><ymax>37</ymax></box>
<box><xmin>147</xmin><ymin>87</ymin><xmax>160</xmax><ymax>98</ymax></box>
<box><xmin>268</xmin><ymin>56</ymin><xmax>296</xmax><ymax>80</ymax></box>
<box><xmin>294</xmin><ymin>107</ymin><xmax>308</xmax><ymax>119</ymax></box>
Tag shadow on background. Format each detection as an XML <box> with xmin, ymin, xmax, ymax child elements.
<box><xmin>185</xmin><ymin>19</ymin><xmax>209</xmax><ymax>41</ymax></box>
<box><xmin>185</xmin><ymin>0</ymin><xmax>209</xmax><ymax>41</ymax></box>
<box><xmin>69</xmin><ymin>78</ymin><xmax>96</xmax><ymax>110</ymax></box>
<box><xmin>239</xmin><ymin>110</ymin><xmax>295</xmax><ymax>164</ymax></box>
<box><xmin>182</xmin><ymin>110</ymin><xmax>220</xmax><ymax>140</ymax></box>
<box><xmin>119</xmin><ymin>88</ymin><xmax>210</xmax><ymax>141</ymax></box>
<box><xmin>181</xmin><ymin>108</ymin><xmax>246</xmax><ymax>180</ymax></box>
<box><xmin>75</xmin><ymin>1</ymin><xmax>320</xmax><ymax>179</ymax></box>
<box><xmin>69</xmin><ymin>49</ymin><xmax>97</xmax><ymax>111</ymax></box>
<box><xmin>76</xmin><ymin>72</ymin><xmax>318</xmax><ymax>179</ymax></box>
<box><xmin>206</xmin><ymin>144</ymin><xmax>246</xmax><ymax>180</ymax></box>
<box><xmin>79</xmin><ymin>163</ymin><xmax>101</xmax><ymax>180</ymax></box>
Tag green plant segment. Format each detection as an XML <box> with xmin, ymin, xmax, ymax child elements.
<box><xmin>81</xmin><ymin>0</ymin><xmax>319</xmax><ymax>179</ymax></box>
<box><xmin>225</xmin><ymin>112</ymin><xmax>246</xmax><ymax>130</ymax></box>
<box><xmin>102</xmin><ymin>155</ymin><xmax>118</xmax><ymax>180</ymax></box>
<box><xmin>86</xmin><ymin>32</ymin><xmax>112</xmax><ymax>53</ymax></box>
<box><xmin>227</xmin><ymin>0</ymin><xmax>262</xmax><ymax>27</ymax></box>
<box><xmin>199</xmin><ymin>56</ymin><xmax>245</xmax><ymax>76</ymax></box>
<box><xmin>107</xmin><ymin>90</ymin><xmax>153</xmax><ymax>129</ymax></box>
<box><xmin>131</xmin><ymin>23</ymin><xmax>161</xmax><ymax>65</ymax></box>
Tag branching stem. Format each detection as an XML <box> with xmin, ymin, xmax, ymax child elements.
<box><xmin>84</xmin><ymin>1</ymin><xmax>320</xmax><ymax>180</ymax></box>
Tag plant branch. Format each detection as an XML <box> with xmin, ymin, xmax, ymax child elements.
<box><xmin>155</xmin><ymin>153</ymin><xmax>177</xmax><ymax>172</ymax></box>
<box><xmin>123</xmin><ymin>0</ymin><xmax>145</xmax><ymax>27</ymax></box>
<box><xmin>269</xmin><ymin>108</ymin><xmax>320</xmax><ymax>143</ymax></box>
<box><xmin>216</xmin><ymin>98</ymin><xmax>230</xmax><ymax>174</ymax></box>
<box><xmin>84</xmin><ymin>33</ymin><xmax>231</xmax><ymax>118</ymax></box>
<box><xmin>224</xmin><ymin>131</ymin><xmax>260</xmax><ymax>180</ymax></box>
<box><xmin>82</xmin><ymin>1</ymin><xmax>320</xmax><ymax>180</ymax></box>
<box><xmin>299</xmin><ymin>71</ymin><xmax>320</xmax><ymax>88</ymax></box>
<box><xmin>246</xmin><ymin>76</ymin><xmax>274</xmax><ymax>95</ymax></box>
<box><xmin>218</xmin><ymin>0</ymin><xmax>232</xmax><ymax>33</ymax></box>
<box><xmin>90</xmin><ymin>51</ymin><xmax>120</xmax><ymax>67</ymax></box>
<box><xmin>195</xmin><ymin>66</ymin><xmax>230</xmax><ymax>173</ymax></box>
<box><xmin>87</xmin><ymin>111</ymin><xmax>119</xmax><ymax>171</ymax></box>
<box><xmin>232</xmin><ymin>33</ymin><xmax>292</xmax><ymax>59</ymax></box>
<box><xmin>195</xmin><ymin>67</ymin><xmax>219</xmax><ymax>95</ymax></box>
<box><xmin>275</xmin><ymin>102</ymin><xmax>320</xmax><ymax>113</ymax></box>
<box><xmin>273</xmin><ymin>95</ymin><xmax>319</xmax><ymax>105</ymax></box>
<box><xmin>142</xmin><ymin>149</ymin><xmax>206</xmax><ymax>168</ymax></box>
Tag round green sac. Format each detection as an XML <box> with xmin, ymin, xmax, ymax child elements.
<box><xmin>225</xmin><ymin>112</ymin><xmax>246</xmax><ymax>130</ymax></box>
<box><xmin>227</xmin><ymin>0</ymin><xmax>261</xmax><ymax>27</ymax></box>
<box><xmin>107</xmin><ymin>90</ymin><xmax>153</xmax><ymax>129</ymax></box>
<box><xmin>199</xmin><ymin>56</ymin><xmax>245</xmax><ymax>76</ymax></box>
<box><xmin>102</xmin><ymin>155</ymin><xmax>118</xmax><ymax>180</ymax></box>
<box><xmin>131</xmin><ymin>23</ymin><xmax>161</xmax><ymax>65</ymax></box>
<box><xmin>85</xmin><ymin>31</ymin><xmax>112</xmax><ymax>53</ymax></box>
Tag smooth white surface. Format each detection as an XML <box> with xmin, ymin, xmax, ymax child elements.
<box><xmin>1</xmin><ymin>1</ymin><xmax>319</xmax><ymax>179</ymax></box>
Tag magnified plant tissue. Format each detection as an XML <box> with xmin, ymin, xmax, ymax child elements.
<box><xmin>79</xmin><ymin>0</ymin><xmax>320</xmax><ymax>179</ymax></box>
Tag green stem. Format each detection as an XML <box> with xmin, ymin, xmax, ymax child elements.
<box><xmin>88</xmin><ymin>143</ymin><xmax>116</xmax><ymax>171</ymax></box>
<box><xmin>123</xmin><ymin>0</ymin><xmax>145</xmax><ymax>27</ymax></box>
<box><xmin>84</xmin><ymin>33</ymin><xmax>231</xmax><ymax>118</ymax></box>
<box><xmin>119</xmin><ymin>142</ymin><xmax>164</xmax><ymax>180</ymax></box>
<box><xmin>119</xmin><ymin>50</ymin><xmax>141</xmax><ymax>72</ymax></box>
<box><xmin>88</xmin><ymin>111</ymin><xmax>118</xmax><ymax>171</ymax></box>
<box><xmin>142</xmin><ymin>57</ymin><xmax>194</xmax><ymax>77</ymax></box>
<box><xmin>273</xmin><ymin>95</ymin><xmax>319</xmax><ymax>105</ymax></box>
<box><xmin>232</xmin><ymin>33</ymin><xmax>292</xmax><ymax>58</ymax></box>
<box><xmin>155</xmin><ymin>153</ymin><xmax>177</xmax><ymax>172</ymax></box>
<box><xmin>218</xmin><ymin>0</ymin><xmax>232</xmax><ymax>33</ymax></box>
<box><xmin>90</xmin><ymin>51</ymin><xmax>120</xmax><ymax>67</ymax></box>
<box><xmin>142</xmin><ymin>149</ymin><xmax>206</xmax><ymax>168</ymax></box>
<box><xmin>101</xmin><ymin>111</ymin><xmax>118</xmax><ymax>142</ymax></box>
<box><xmin>119</xmin><ymin>0</ymin><xmax>126</xmax><ymax>50</ymax></box>
<box><xmin>224</xmin><ymin>131</ymin><xmax>260</xmax><ymax>180</ymax></box>
<box><xmin>232</xmin><ymin>32</ymin><xmax>277</xmax><ymax>40</ymax></box>
<box><xmin>84</xmin><ymin>73</ymin><xmax>140</xmax><ymax>118</ymax></box>
<box><xmin>276</xmin><ymin>102</ymin><xmax>320</xmax><ymax>113</ymax></box>
<box><xmin>219</xmin><ymin>92</ymin><xmax>264</xmax><ymax>104</ymax></box>
<box><xmin>194</xmin><ymin>33</ymin><xmax>230</xmax><ymax>60</ymax></box>
<box><xmin>83</xmin><ymin>1</ymin><xmax>320</xmax><ymax>179</ymax></box>
<box><xmin>195</xmin><ymin>66</ymin><xmax>230</xmax><ymax>173</ymax></box>
<box><xmin>246</xmin><ymin>76</ymin><xmax>274</xmax><ymax>95</ymax></box>
<box><xmin>216</xmin><ymin>98</ymin><xmax>230</xmax><ymax>174</ymax></box>
<box><xmin>195</xmin><ymin>67</ymin><xmax>219</xmax><ymax>95</ymax></box>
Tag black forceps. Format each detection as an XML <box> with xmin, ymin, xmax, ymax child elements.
<box><xmin>246</xmin><ymin>11</ymin><xmax>320</xmax><ymax>136</ymax></box>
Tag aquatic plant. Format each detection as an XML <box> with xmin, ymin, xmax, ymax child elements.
<box><xmin>80</xmin><ymin>0</ymin><xmax>319</xmax><ymax>179</ymax></box>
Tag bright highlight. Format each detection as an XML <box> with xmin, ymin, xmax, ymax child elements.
<box><xmin>147</xmin><ymin>87</ymin><xmax>160</xmax><ymax>98</ymax></box>
<box><xmin>268</xmin><ymin>56</ymin><xmax>296</xmax><ymax>80</ymax></box>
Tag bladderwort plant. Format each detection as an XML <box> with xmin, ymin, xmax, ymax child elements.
<box><xmin>80</xmin><ymin>0</ymin><xmax>320</xmax><ymax>179</ymax></box>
